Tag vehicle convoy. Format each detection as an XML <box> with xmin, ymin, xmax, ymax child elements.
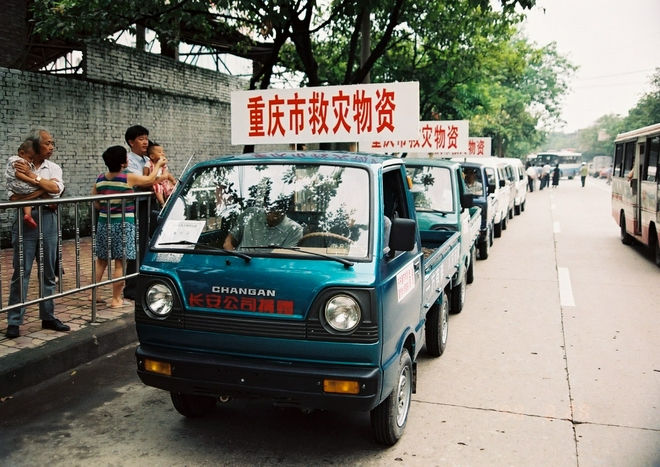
<box><xmin>502</xmin><ymin>157</ymin><xmax>527</xmax><ymax>215</ymax></box>
<box><xmin>134</xmin><ymin>151</ymin><xmax>461</xmax><ymax>445</ymax></box>
<box><xmin>404</xmin><ymin>158</ymin><xmax>481</xmax><ymax>313</ymax></box>
<box><xmin>611</xmin><ymin>122</ymin><xmax>660</xmax><ymax>267</ymax></box>
<box><xmin>455</xmin><ymin>156</ymin><xmax>513</xmax><ymax>238</ymax></box>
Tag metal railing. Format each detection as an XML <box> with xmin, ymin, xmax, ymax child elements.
<box><xmin>0</xmin><ymin>193</ymin><xmax>156</xmax><ymax>322</ymax></box>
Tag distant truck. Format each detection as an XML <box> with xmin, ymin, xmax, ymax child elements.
<box><xmin>404</xmin><ymin>158</ymin><xmax>482</xmax><ymax>314</ymax></box>
<box><xmin>591</xmin><ymin>155</ymin><xmax>613</xmax><ymax>177</ymax></box>
<box><xmin>135</xmin><ymin>151</ymin><xmax>461</xmax><ymax>445</ymax></box>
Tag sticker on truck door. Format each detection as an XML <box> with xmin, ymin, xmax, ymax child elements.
<box><xmin>396</xmin><ymin>262</ymin><xmax>416</xmax><ymax>302</ymax></box>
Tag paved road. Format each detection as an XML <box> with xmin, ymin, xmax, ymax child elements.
<box><xmin>1</xmin><ymin>176</ymin><xmax>659</xmax><ymax>466</ymax></box>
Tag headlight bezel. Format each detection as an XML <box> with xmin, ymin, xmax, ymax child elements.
<box><xmin>145</xmin><ymin>282</ymin><xmax>174</xmax><ymax>319</ymax></box>
<box><xmin>323</xmin><ymin>293</ymin><xmax>362</xmax><ymax>333</ymax></box>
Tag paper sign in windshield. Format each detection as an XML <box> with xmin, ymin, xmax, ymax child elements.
<box><xmin>155</xmin><ymin>220</ymin><xmax>206</xmax><ymax>249</ymax></box>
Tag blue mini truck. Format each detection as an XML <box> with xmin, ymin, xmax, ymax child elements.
<box><xmin>135</xmin><ymin>151</ymin><xmax>460</xmax><ymax>445</ymax></box>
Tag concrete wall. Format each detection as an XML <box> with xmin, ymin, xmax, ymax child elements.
<box><xmin>0</xmin><ymin>42</ymin><xmax>270</xmax><ymax>245</ymax></box>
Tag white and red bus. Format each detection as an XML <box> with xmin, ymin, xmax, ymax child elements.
<box><xmin>611</xmin><ymin>122</ymin><xmax>660</xmax><ymax>267</ymax></box>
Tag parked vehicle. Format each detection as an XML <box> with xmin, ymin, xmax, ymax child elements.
<box><xmin>404</xmin><ymin>158</ymin><xmax>481</xmax><ymax>313</ymax></box>
<box><xmin>134</xmin><ymin>151</ymin><xmax>462</xmax><ymax>445</ymax></box>
<box><xmin>501</xmin><ymin>158</ymin><xmax>526</xmax><ymax>215</ymax></box>
<box><xmin>454</xmin><ymin>157</ymin><xmax>513</xmax><ymax>238</ymax></box>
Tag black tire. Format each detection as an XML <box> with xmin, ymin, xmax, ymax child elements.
<box><xmin>450</xmin><ymin>271</ymin><xmax>466</xmax><ymax>314</ymax></box>
<box><xmin>514</xmin><ymin>204</ymin><xmax>521</xmax><ymax>215</ymax></box>
<box><xmin>171</xmin><ymin>392</ymin><xmax>217</xmax><ymax>418</ymax></box>
<box><xmin>620</xmin><ymin>213</ymin><xmax>633</xmax><ymax>245</ymax></box>
<box><xmin>521</xmin><ymin>201</ymin><xmax>525</xmax><ymax>212</ymax></box>
<box><xmin>371</xmin><ymin>348</ymin><xmax>413</xmax><ymax>445</ymax></box>
<box><xmin>478</xmin><ymin>236</ymin><xmax>489</xmax><ymax>260</ymax></box>
<box><xmin>501</xmin><ymin>214</ymin><xmax>508</xmax><ymax>231</ymax></box>
<box><xmin>489</xmin><ymin>226</ymin><xmax>494</xmax><ymax>246</ymax></box>
<box><xmin>425</xmin><ymin>296</ymin><xmax>449</xmax><ymax>357</ymax></box>
<box><xmin>651</xmin><ymin>228</ymin><xmax>660</xmax><ymax>268</ymax></box>
<box><xmin>508</xmin><ymin>208</ymin><xmax>514</xmax><ymax>219</ymax></box>
<box><xmin>494</xmin><ymin>219</ymin><xmax>502</xmax><ymax>238</ymax></box>
<box><xmin>466</xmin><ymin>248</ymin><xmax>476</xmax><ymax>284</ymax></box>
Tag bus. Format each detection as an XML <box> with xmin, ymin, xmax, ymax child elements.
<box><xmin>612</xmin><ymin>122</ymin><xmax>660</xmax><ymax>267</ymax></box>
<box><xmin>535</xmin><ymin>150</ymin><xmax>583</xmax><ymax>179</ymax></box>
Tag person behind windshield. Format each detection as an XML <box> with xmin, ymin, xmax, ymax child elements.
<box><xmin>223</xmin><ymin>197</ymin><xmax>303</xmax><ymax>250</ymax></box>
<box><xmin>464</xmin><ymin>169</ymin><xmax>483</xmax><ymax>195</ymax></box>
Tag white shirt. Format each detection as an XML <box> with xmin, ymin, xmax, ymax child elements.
<box><xmin>127</xmin><ymin>150</ymin><xmax>149</xmax><ymax>175</ymax></box>
<box><xmin>7</xmin><ymin>158</ymin><xmax>64</xmax><ymax>199</ymax></box>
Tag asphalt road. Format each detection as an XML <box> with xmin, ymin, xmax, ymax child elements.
<box><xmin>1</xmin><ymin>176</ymin><xmax>659</xmax><ymax>467</ymax></box>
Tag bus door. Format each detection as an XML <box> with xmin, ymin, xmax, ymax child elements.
<box><xmin>634</xmin><ymin>142</ymin><xmax>645</xmax><ymax>235</ymax></box>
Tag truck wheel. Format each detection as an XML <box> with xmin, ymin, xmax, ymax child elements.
<box><xmin>501</xmin><ymin>215</ymin><xmax>508</xmax><ymax>231</ymax></box>
<box><xmin>620</xmin><ymin>213</ymin><xmax>633</xmax><ymax>245</ymax></box>
<box><xmin>371</xmin><ymin>348</ymin><xmax>412</xmax><ymax>445</ymax></box>
<box><xmin>466</xmin><ymin>248</ymin><xmax>476</xmax><ymax>284</ymax></box>
<box><xmin>425</xmin><ymin>297</ymin><xmax>449</xmax><ymax>357</ymax></box>
<box><xmin>494</xmin><ymin>220</ymin><xmax>502</xmax><ymax>238</ymax></box>
<box><xmin>514</xmin><ymin>204</ymin><xmax>521</xmax><ymax>215</ymax></box>
<box><xmin>489</xmin><ymin>226</ymin><xmax>494</xmax><ymax>246</ymax></box>
<box><xmin>171</xmin><ymin>392</ymin><xmax>217</xmax><ymax>418</ymax></box>
<box><xmin>450</xmin><ymin>273</ymin><xmax>466</xmax><ymax>314</ymax></box>
<box><xmin>521</xmin><ymin>201</ymin><xmax>526</xmax><ymax>212</ymax></box>
<box><xmin>478</xmin><ymin>237</ymin><xmax>489</xmax><ymax>260</ymax></box>
<box><xmin>508</xmin><ymin>208</ymin><xmax>514</xmax><ymax>220</ymax></box>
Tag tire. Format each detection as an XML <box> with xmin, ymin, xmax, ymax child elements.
<box><xmin>508</xmin><ymin>208</ymin><xmax>514</xmax><ymax>219</ymax></box>
<box><xmin>514</xmin><ymin>204</ymin><xmax>521</xmax><ymax>215</ymax></box>
<box><xmin>450</xmin><ymin>271</ymin><xmax>466</xmax><ymax>314</ymax></box>
<box><xmin>425</xmin><ymin>296</ymin><xmax>449</xmax><ymax>357</ymax></box>
<box><xmin>171</xmin><ymin>392</ymin><xmax>217</xmax><ymax>418</ymax></box>
<box><xmin>651</xmin><ymin>228</ymin><xmax>660</xmax><ymax>268</ymax></box>
<box><xmin>478</xmin><ymin>236</ymin><xmax>489</xmax><ymax>260</ymax></box>
<box><xmin>494</xmin><ymin>219</ymin><xmax>502</xmax><ymax>238</ymax></box>
<box><xmin>371</xmin><ymin>348</ymin><xmax>413</xmax><ymax>445</ymax></box>
<box><xmin>489</xmin><ymin>226</ymin><xmax>494</xmax><ymax>246</ymax></box>
<box><xmin>501</xmin><ymin>214</ymin><xmax>508</xmax><ymax>231</ymax></box>
<box><xmin>620</xmin><ymin>213</ymin><xmax>633</xmax><ymax>245</ymax></box>
<box><xmin>521</xmin><ymin>201</ymin><xmax>525</xmax><ymax>212</ymax></box>
<box><xmin>466</xmin><ymin>248</ymin><xmax>476</xmax><ymax>284</ymax></box>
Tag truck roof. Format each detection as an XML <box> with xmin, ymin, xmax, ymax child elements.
<box><xmin>403</xmin><ymin>158</ymin><xmax>461</xmax><ymax>169</ymax></box>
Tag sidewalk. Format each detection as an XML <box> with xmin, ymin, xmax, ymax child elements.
<box><xmin>0</xmin><ymin>237</ymin><xmax>137</xmax><ymax>398</ymax></box>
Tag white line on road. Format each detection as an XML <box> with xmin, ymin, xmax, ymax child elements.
<box><xmin>557</xmin><ymin>267</ymin><xmax>575</xmax><ymax>307</ymax></box>
<box><xmin>553</xmin><ymin>221</ymin><xmax>561</xmax><ymax>233</ymax></box>
<box><xmin>551</xmin><ymin>203</ymin><xmax>556</xmax><ymax>210</ymax></box>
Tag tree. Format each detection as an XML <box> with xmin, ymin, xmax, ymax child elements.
<box><xmin>622</xmin><ymin>68</ymin><xmax>660</xmax><ymax>130</ymax></box>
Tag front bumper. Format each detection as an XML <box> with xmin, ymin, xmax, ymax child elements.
<box><xmin>136</xmin><ymin>345</ymin><xmax>382</xmax><ymax>412</ymax></box>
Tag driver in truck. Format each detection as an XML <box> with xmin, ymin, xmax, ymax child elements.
<box><xmin>223</xmin><ymin>196</ymin><xmax>303</xmax><ymax>250</ymax></box>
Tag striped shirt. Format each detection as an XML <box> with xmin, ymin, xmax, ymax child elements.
<box><xmin>95</xmin><ymin>171</ymin><xmax>135</xmax><ymax>224</ymax></box>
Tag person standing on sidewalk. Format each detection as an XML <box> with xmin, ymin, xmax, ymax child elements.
<box><xmin>5</xmin><ymin>129</ymin><xmax>67</xmax><ymax>339</ymax></box>
<box><xmin>579</xmin><ymin>162</ymin><xmax>589</xmax><ymax>187</ymax></box>
<box><xmin>122</xmin><ymin>125</ymin><xmax>152</xmax><ymax>300</ymax></box>
<box><xmin>526</xmin><ymin>163</ymin><xmax>537</xmax><ymax>192</ymax></box>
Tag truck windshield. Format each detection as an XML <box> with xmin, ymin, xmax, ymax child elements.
<box><xmin>154</xmin><ymin>163</ymin><xmax>371</xmax><ymax>259</ymax></box>
<box><xmin>407</xmin><ymin>166</ymin><xmax>454</xmax><ymax>214</ymax></box>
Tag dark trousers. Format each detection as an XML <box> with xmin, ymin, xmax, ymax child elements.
<box><xmin>124</xmin><ymin>196</ymin><xmax>153</xmax><ymax>299</ymax></box>
<box><xmin>527</xmin><ymin>176</ymin><xmax>534</xmax><ymax>192</ymax></box>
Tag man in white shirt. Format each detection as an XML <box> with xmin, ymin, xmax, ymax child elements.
<box><xmin>540</xmin><ymin>163</ymin><xmax>551</xmax><ymax>190</ymax></box>
<box><xmin>526</xmin><ymin>164</ymin><xmax>537</xmax><ymax>192</ymax></box>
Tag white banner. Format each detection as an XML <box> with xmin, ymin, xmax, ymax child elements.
<box><xmin>231</xmin><ymin>82</ymin><xmax>420</xmax><ymax>145</ymax></box>
<box><xmin>360</xmin><ymin>120</ymin><xmax>469</xmax><ymax>154</ymax></box>
<box><xmin>434</xmin><ymin>137</ymin><xmax>492</xmax><ymax>158</ymax></box>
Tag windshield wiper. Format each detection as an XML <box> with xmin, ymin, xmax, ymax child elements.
<box><xmin>416</xmin><ymin>208</ymin><xmax>450</xmax><ymax>216</ymax></box>
<box><xmin>156</xmin><ymin>241</ymin><xmax>252</xmax><ymax>262</ymax></box>
<box><xmin>241</xmin><ymin>245</ymin><xmax>354</xmax><ymax>268</ymax></box>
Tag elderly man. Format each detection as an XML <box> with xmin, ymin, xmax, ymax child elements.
<box><xmin>5</xmin><ymin>129</ymin><xmax>67</xmax><ymax>338</ymax></box>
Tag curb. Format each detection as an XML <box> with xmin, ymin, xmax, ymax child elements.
<box><xmin>0</xmin><ymin>316</ymin><xmax>137</xmax><ymax>398</ymax></box>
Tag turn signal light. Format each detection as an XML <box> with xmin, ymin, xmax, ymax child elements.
<box><xmin>323</xmin><ymin>379</ymin><xmax>360</xmax><ymax>395</ymax></box>
<box><xmin>144</xmin><ymin>359</ymin><xmax>172</xmax><ymax>376</ymax></box>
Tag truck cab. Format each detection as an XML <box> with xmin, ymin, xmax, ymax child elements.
<box><xmin>134</xmin><ymin>151</ymin><xmax>460</xmax><ymax>445</ymax></box>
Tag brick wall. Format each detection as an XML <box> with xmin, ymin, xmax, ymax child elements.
<box><xmin>0</xmin><ymin>42</ymin><xmax>287</xmax><ymax>245</ymax></box>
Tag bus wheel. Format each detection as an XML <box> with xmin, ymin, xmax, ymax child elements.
<box><xmin>651</xmin><ymin>227</ymin><xmax>660</xmax><ymax>268</ymax></box>
<box><xmin>620</xmin><ymin>214</ymin><xmax>633</xmax><ymax>245</ymax></box>
<box><xmin>371</xmin><ymin>348</ymin><xmax>412</xmax><ymax>445</ymax></box>
<box><xmin>171</xmin><ymin>392</ymin><xmax>217</xmax><ymax>418</ymax></box>
<box><xmin>425</xmin><ymin>297</ymin><xmax>449</xmax><ymax>357</ymax></box>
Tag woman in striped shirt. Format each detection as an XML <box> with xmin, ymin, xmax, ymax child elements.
<box><xmin>92</xmin><ymin>146</ymin><xmax>166</xmax><ymax>308</ymax></box>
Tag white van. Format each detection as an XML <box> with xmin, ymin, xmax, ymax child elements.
<box><xmin>453</xmin><ymin>157</ymin><xmax>513</xmax><ymax>238</ymax></box>
<box><xmin>500</xmin><ymin>158</ymin><xmax>526</xmax><ymax>215</ymax></box>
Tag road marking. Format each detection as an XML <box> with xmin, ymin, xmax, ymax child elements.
<box><xmin>558</xmin><ymin>267</ymin><xmax>575</xmax><ymax>307</ymax></box>
<box><xmin>553</xmin><ymin>221</ymin><xmax>561</xmax><ymax>233</ymax></box>
<box><xmin>551</xmin><ymin>203</ymin><xmax>556</xmax><ymax>210</ymax></box>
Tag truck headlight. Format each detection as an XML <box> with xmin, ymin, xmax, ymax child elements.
<box><xmin>325</xmin><ymin>294</ymin><xmax>361</xmax><ymax>332</ymax></box>
<box><xmin>146</xmin><ymin>283</ymin><xmax>174</xmax><ymax>318</ymax></box>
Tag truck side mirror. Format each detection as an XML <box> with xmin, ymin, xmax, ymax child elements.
<box><xmin>488</xmin><ymin>184</ymin><xmax>495</xmax><ymax>195</ymax></box>
<box><xmin>389</xmin><ymin>218</ymin><xmax>417</xmax><ymax>252</ymax></box>
<box><xmin>499</xmin><ymin>179</ymin><xmax>506</xmax><ymax>188</ymax></box>
<box><xmin>460</xmin><ymin>193</ymin><xmax>474</xmax><ymax>209</ymax></box>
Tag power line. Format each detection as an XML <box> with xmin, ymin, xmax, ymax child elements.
<box><xmin>575</xmin><ymin>69</ymin><xmax>658</xmax><ymax>81</ymax></box>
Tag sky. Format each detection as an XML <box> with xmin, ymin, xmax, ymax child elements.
<box><xmin>521</xmin><ymin>0</ymin><xmax>660</xmax><ymax>133</ymax></box>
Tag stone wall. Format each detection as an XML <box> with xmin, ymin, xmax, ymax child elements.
<box><xmin>0</xmin><ymin>42</ymin><xmax>284</xmax><ymax>245</ymax></box>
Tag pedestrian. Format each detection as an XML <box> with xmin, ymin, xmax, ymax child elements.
<box><xmin>526</xmin><ymin>163</ymin><xmax>537</xmax><ymax>192</ymax></box>
<box><xmin>145</xmin><ymin>141</ymin><xmax>176</xmax><ymax>208</ymax></box>
<box><xmin>579</xmin><ymin>162</ymin><xmax>588</xmax><ymax>187</ymax></box>
<box><xmin>91</xmin><ymin>146</ymin><xmax>167</xmax><ymax>308</ymax></box>
<box><xmin>5</xmin><ymin>129</ymin><xmax>67</xmax><ymax>339</ymax></box>
<box><xmin>540</xmin><ymin>163</ymin><xmax>551</xmax><ymax>190</ymax></box>
<box><xmin>552</xmin><ymin>164</ymin><xmax>560</xmax><ymax>188</ymax></box>
<box><xmin>606</xmin><ymin>164</ymin><xmax>613</xmax><ymax>185</ymax></box>
<box><xmin>5</xmin><ymin>141</ymin><xmax>38</xmax><ymax>228</ymax></box>
<box><xmin>122</xmin><ymin>125</ymin><xmax>153</xmax><ymax>300</ymax></box>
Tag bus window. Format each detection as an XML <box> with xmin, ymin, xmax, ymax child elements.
<box><xmin>614</xmin><ymin>144</ymin><xmax>624</xmax><ymax>177</ymax></box>
<box><xmin>623</xmin><ymin>142</ymin><xmax>635</xmax><ymax>176</ymax></box>
<box><xmin>645</xmin><ymin>136</ymin><xmax>659</xmax><ymax>182</ymax></box>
